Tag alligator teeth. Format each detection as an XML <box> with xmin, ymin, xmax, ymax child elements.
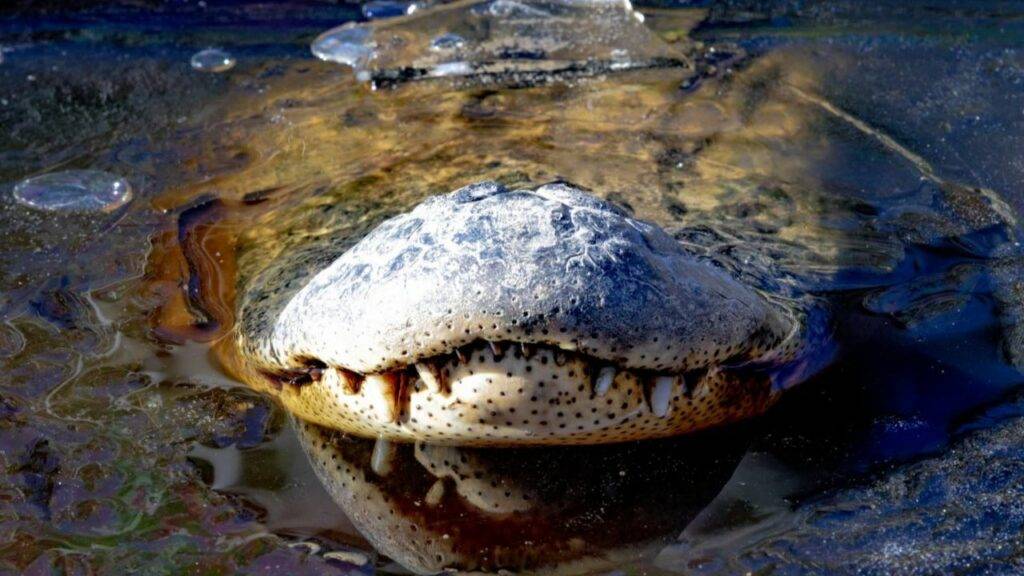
<box><xmin>594</xmin><ymin>366</ymin><xmax>616</xmax><ymax>396</ymax></box>
<box><xmin>415</xmin><ymin>361</ymin><xmax>450</xmax><ymax>396</ymax></box>
<box><xmin>370</xmin><ymin>436</ymin><xmax>393</xmax><ymax>476</ymax></box>
<box><xmin>366</xmin><ymin>372</ymin><xmax>404</xmax><ymax>423</ymax></box>
<box><xmin>425</xmin><ymin>479</ymin><xmax>445</xmax><ymax>507</ymax></box>
<box><xmin>488</xmin><ymin>341</ymin><xmax>503</xmax><ymax>356</ymax></box>
<box><xmin>339</xmin><ymin>368</ymin><xmax>363</xmax><ymax>395</ymax></box>
<box><xmin>415</xmin><ymin>362</ymin><xmax>439</xmax><ymax>392</ymax></box>
<box><xmin>650</xmin><ymin>375</ymin><xmax>675</xmax><ymax>418</ymax></box>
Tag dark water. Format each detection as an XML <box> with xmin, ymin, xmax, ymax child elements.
<box><xmin>2</xmin><ymin>1</ymin><xmax>1024</xmax><ymax>574</ymax></box>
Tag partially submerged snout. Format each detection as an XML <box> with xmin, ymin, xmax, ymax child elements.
<box><xmin>235</xmin><ymin>182</ymin><xmax>817</xmax><ymax>445</ymax></box>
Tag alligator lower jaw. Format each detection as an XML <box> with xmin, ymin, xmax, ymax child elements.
<box><xmin>257</xmin><ymin>339</ymin><xmax>779</xmax><ymax>446</ymax></box>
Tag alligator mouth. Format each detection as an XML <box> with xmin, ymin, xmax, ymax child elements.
<box><xmin>259</xmin><ymin>334</ymin><xmax>791</xmax><ymax>446</ymax></box>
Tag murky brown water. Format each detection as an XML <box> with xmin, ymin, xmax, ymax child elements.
<box><xmin>4</xmin><ymin>1</ymin><xmax>1024</xmax><ymax>574</ymax></box>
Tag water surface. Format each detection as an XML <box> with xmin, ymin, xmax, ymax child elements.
<box><xmin>2</xmin><ymin>1</ymin><xmax>1024</xmax><ymax>574</ymax></box>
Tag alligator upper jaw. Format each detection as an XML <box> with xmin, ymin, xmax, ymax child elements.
<box><xmin>257</xmin><ymin>181</ymin><xmax>793</xmax><ymax>373</ymax></box>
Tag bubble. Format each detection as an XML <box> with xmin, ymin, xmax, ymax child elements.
<box><xmin>429</xmin><ymin>61</ymin><xmax>473</xmax><ymax>77</ymax></box>
<box><xmin>430</xmin><ymin>33</ymin><xmax>467</xmax><ymax>52</ymax></box>
<box><xmin>12</xmin><ymin>170</ymin><xmax>133</xmax><ymax>213</ymax></box>
<box><xmin>190</xmin><ymin>48</ymin><xmax>236</xmax><ymax>73</ymax></box>
<box><xmin>361</xmin><ymin>1</ymin><xmax>417</xmax><ymax>20</ymax></box>
<box><xmin>311</xmin><ymin>24</ymin><xmax>376</xmax><ymax>69</ymax></box>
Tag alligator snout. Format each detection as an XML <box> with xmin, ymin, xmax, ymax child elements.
<box><xmin>236</xmin><ymin>181</ymin><xmax>817</xmax><ymax>445</ymax></box>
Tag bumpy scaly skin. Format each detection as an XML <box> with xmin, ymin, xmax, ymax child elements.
<box><xmin>258</xmin><ymin>182</ymin><xmax>791</xmax><ymax>373</ymax></box>
<box><xmin>238</xmin><ymin>182</ymin><xmax>822</xmax><ymax>445</ymax></box>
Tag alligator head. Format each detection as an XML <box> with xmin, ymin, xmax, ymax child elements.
<box><xmin>234</xmin><ymin>181</ymin><xmax>825</xmax><ymax>445</ymax></box>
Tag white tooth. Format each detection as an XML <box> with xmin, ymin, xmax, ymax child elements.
<box><xmin>489</xmin><ymin>341</ymin><xmax>503</xmax><ymax>356</ymax></box>
<box><xmin>370</xmin><ymin>436</ymin><xmax>393</xmax><ymax>476</ymax></box>
<box><xmin>651</xmin><ymin>376</ymin><xmax>675</xmax><ymax>418</ymax></box>
<box><xmin>365</xmin><ymin>373</ymin><xmax>401</xmax><ymax>422</ymax></box>
<box><xmin>520</xmin><ymin>343</ymin><xmax>533</xmax><ymax>358</ymax></box>
<box><xmin>454</xmin><ymin>348</ymin><xmax>467</xmax><ymax>364</ymax></box>
<box><xmin>594</xmin><ymin>367</ymin><xmax>616</xmax><ymax>396</ymax></box>
<box><xmin>425</xmin><ymin>479</ymin><xmax>445</xmax><ymax>507</ymax></box>
<box><xmin>415</xmin><ymin>362</ymin><xmax>439</xmax><ymax>392</ymax></box>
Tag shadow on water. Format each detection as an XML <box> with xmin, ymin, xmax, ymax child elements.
<box><xmin>3</xmin><ymin>1</ymin><xmax>1024</xmax><ymax>574</ymax></box>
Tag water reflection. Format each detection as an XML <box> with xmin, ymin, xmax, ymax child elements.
<box><xmin>293</xmin><ymin>419</ymin><xmax>748</xmax><ymax>574</ymax></box>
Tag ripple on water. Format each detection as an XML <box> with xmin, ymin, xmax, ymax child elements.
<box><xmin>12</xmin><ymin>170</ymin><xmax>132</xmax><ymax>213</ymax></box>
<box><xmin>190</xmin><ymin>48</ymin><xmax>236</xmax><ymax>73</ymax></box>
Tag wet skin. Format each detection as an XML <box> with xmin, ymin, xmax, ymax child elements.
<box><xmin>209</xmin><ymin>58</ymin><xmax>1019</xmax><ymax>447</ymax></box>
<box><xmin>232</xmin><ymin>181</ymin><xmax>826</xmax><ymax>446</ymax></box>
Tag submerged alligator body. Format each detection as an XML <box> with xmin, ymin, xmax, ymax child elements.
<box><xmin>180</xmin><ymin>0</ymin><xmax>1024</xmax><ymax>450</ymax></box>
